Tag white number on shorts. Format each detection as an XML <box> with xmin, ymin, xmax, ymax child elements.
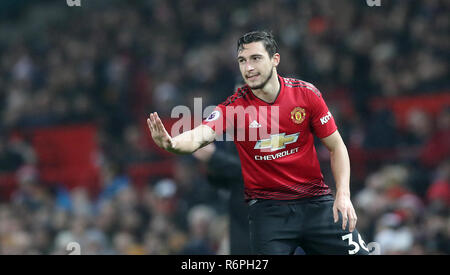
<box><xmin>342</xmin><ymin>233</ymin><xmax>360</xmax><ymax>255</ymax></box>
<box><xmin>342</xmin><ymin>233</ymin><xmax>369</xmax><ymax>255</ymax></box>
<box><xmin>358</xmin><ymin>234</ymin><xmax>370</xmax><ymax>252</ymax></box>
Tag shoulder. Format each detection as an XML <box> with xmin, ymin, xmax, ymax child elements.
<box><xmin>282</xmin><ymin>77</ymin><xmax>322</xmax><ymax>98</ymax></box>
<box><xmin>220</xmin><ymin>85</ymin><xmax>252</xmax><ymax>106</ymax></box>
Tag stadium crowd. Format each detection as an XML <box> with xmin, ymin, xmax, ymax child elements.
<box><xmin>0</xmin><ymin>0</ymin><xmax>448</xmax><ymax>254</ymax></box>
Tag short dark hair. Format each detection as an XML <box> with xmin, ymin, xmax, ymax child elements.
<box><xmin>237</xmin><ymin>31</ymin><xmax>279</xmax><ymax>57</ymax></box>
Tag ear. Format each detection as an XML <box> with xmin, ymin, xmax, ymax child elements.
<box><xmin>272</xmin><ymin>53</ymin><xmax>280</xmax><ymax>67</ymax></box>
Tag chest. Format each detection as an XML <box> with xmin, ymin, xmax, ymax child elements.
<box><xmin>232</xmin><ymin>98</ymin><xmax>312</xmax><ymax>142</ymax></box>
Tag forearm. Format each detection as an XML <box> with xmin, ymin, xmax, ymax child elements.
<box><xmin>170</xmin><ymin>130</ymin><xmax>202</xmax><ymax>154</ymax></box>
<box><xmin>170</xmin><ymin>125</ymin><xmax>215</xmax><ymax>154</ymax></box>
<box><xmin>330</xmin><ymin>143</ymin><xmax>351</xmax><ymax>196</ymax></box>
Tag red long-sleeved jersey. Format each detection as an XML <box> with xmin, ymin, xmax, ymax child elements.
<box><xmin>203</xmin><ymin>75</ymin><xmax>337</xmax><ymax>200</ymax></box>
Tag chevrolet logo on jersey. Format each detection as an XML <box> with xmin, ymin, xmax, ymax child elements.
<box><xmin>254</xmin><ymin>132</ymin><xmax>300</xmax><ymax>152</ymax></box>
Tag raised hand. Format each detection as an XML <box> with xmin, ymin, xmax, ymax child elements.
<box><xmin>147</xmin><ymin>112</ymin><xmax>174</xmax><ymax>151</ymax></box>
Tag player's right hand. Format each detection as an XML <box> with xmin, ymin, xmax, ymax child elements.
<box><xmin>147</xmin><ymin>112</ymin><xmax>174</xmax><ymax>151</ymax></box>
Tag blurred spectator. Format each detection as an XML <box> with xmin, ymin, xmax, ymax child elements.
<box><xmin>180</xmin><ymin>204</ymin><xmax>217</xmax><ymax>255</ymax></box>
<box><xmin>0</xmin><ymin>137</ymin><xmax>25</xmax><ymax>172</ymax></box>
<box><xmin>193</xmin><ymin>142</ymin><xmax>252</xmax><ymax>254</ymax></box>
<box><xmin>420</xmin><ymin>107</ymin><xmax>450</xmax><ymax>168</ymax></box>
<box><xmin>374</xmin><ymin>212</ymin><xmax>415</xmax><ymax>255</ymax></box>
<box><xmin>112</xmin><ymin>231</ymin><xmax>145</xmax><ymax>255</ymax></box>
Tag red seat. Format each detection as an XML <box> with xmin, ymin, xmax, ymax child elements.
<box><xmin>32</xmin><ymin>124</ymin><xmax>100</xmax><ymax>196</ymax></box>
<box><xmin>0</xmin><ymin>172</ymin><xmax>17</xmax><ymax>201</ymax></box>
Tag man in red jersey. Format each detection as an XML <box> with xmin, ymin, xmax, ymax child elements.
<box><xmin>147</xmin><ymin>31</ymin><xmax>369</xmax><ymax>255</ymax></box>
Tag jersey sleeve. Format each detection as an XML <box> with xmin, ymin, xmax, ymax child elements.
<box><xmin>203</xmin><ymin>89</ymin><xmax>244</xmax><ymax>135</ymax></box>
<box><xmin>202</xmin><ymin>104</ymin><xmax>229</xmax><ymax>135</ymax></box>
<box><xmin>307</xmin><ymin>86</ymin><xmax>338</xmax><ymax>139</ymax></box>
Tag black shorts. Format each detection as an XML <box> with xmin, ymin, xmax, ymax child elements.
<box><xmin>248</xmin><ymin>194</ymin><xmax>370</xmax><ymax>255</ymax></box>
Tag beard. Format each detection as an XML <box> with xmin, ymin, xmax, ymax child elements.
<box><xmin>247</xmin><ymin>68</ymin><xmax>273</xmax><ymax>90</ymax></box>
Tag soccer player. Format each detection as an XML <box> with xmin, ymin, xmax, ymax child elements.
<box><xmin>147</xmin><ymin>31</ymin><xmax>369</xmax><ymax>255</ymax></box>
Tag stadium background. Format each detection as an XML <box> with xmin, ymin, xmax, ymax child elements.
<box><xmin>0</xmin><ymin>0</ymin><xmax>448</xmax><ymax>254</ymax></box>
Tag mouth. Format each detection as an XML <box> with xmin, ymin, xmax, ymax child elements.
<box><xmin>246</xmin><ymin>74</ymin><xmax>260</xmax><ymax>81</ymax></box>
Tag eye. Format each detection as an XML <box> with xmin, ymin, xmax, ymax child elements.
<box><xmin>252</xmin><ymin>56</ymin><xmax>261</xmax><ymax>61</ymax></box>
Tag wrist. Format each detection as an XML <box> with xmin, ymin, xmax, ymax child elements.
<box><xmin>336</xmin><ymin>189</ymin><xmax>350</xmax><ymax>198</ymax></box>
<box><xmin>169</xmin><ymin>138</ymin><xmax>176</xmax><ymax>150</ymax></box>
<box><xmin>166</xmin><ymin>138</ymin><xmax>179</xmax><ymax>154</ymax></box>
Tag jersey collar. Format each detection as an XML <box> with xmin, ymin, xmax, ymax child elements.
<box><xmin>248</xmin><ymin>74</ymin><xmax>284</xmax><ymax>105</ymax></box>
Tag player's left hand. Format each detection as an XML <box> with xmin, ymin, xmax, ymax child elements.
<box><xmin>333</xmin><ymin>192</ymin><xmax>357</xmax><ymax>232</ymax></box>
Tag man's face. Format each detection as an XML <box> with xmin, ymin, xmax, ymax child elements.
<box><xmin>237</xmin><ymin>42</ymin><xmax>280</xmax><ymax>90</ymax></box>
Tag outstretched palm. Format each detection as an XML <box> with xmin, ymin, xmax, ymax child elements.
<box><xmin>147</xmin><ymin>112</ymin><xmax>174</xmax><ymax>150</ymax></box>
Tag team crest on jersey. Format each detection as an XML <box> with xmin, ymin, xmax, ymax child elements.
<box><xmin>290</xmin><ymin>107</ymin><xmax>306</xmax><ymax>124</ymax></box>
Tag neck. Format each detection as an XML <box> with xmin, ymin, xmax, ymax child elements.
<box><xmin>252</xmin><ymin>70</ymin><xmax>280</xmax><ymax>103</ymax></box>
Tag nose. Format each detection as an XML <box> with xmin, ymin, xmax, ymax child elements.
<box><xmin>246</xmin><ymin>63</ymin><xmax>255</xmax><ymax>72</ymax></box>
